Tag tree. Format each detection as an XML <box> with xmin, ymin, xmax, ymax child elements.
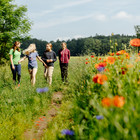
<box><xmin>0</xmin><ymin>0</ymin><xmax>31</xmax><ymax>64</ymax></box>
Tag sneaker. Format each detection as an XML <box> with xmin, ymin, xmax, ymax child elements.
<box><xmin>17</xmin><ymin>83</ymin><xmax>20</xmax><ymax>88</ymax></box>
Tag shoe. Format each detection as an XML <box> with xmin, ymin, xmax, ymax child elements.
<box><xmin>17</xmin><ymin>83</ymin><xmax>20</xmax><ymax>88</ymax></box>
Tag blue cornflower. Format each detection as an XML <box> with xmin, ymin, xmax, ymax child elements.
<box><xmin>96</xmin><ymin>115</ymin><xmax>104</xmax><ymax>120</ymax></box>
<box><xmin>36</xmin><ymin>87</ymin><xmax>49</xmax><ymax>93</ymax></box>
<box><xmin>97</xmin><ymin>67</ymin><xmax>105</xmax><ymax>72</ymax></box>
<box><xmin>61</xmin><ymin>129</ymin><xmax>74</xmax><ymax>136</ymax></box>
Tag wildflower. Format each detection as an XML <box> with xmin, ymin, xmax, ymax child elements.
<box><xmin>125</xmin><ymin>53</ymin><xmax>130</xmax><ymax>59</ymax></box>
<box><xmin>102</xmin><ymin>97</ymin><xmax>112</xmax><ymax>107</ymax></box>
<box><xmin>93</xmin><ymin>74</ymin><xmax>107</xmax><ymax>85</ymax></box>
<box><xmin>97</xmin><ymin>67</ymin><xmax>105</xmax><ymax>72</ymax></box>
<box><xmin>85</xmin><ymin>62</ymin><xmax>89</xmax><ymax>64</ymax></box>
<box><xmin>36</xmin><ymin>87</ymin><xmax>49</xmax><ymax>93</ymax></box>
<box><xmin>121</xmin><ymin>67</ymin><xmax>127</xmax><ymax>75</ymax></box>
<box><xmin>104</xmin><ymin>68</ymin><xmax>109</xmax><ymax>72</ymax></box>
<box><xmin>91</xmin><ymin>55</ymin><xmax>94</xmax><ymax>58</ymax></box>
<box><xmin>98</xmin><ymin>58</ymin><xmax>102</xmax><ymax>60</ymax></box>
<box><xmin>86</xmin><ymin>58</ymin><xmax>88</xmax><ymax>60</ymax></box>
<box><xmin>116</xmin><ymin>50</ymin><xmax>126</xmax><ymax>55</ymax></box>
<box><xmin>107</xmin><ymin>56</ymin><xmax>115</xmax><ymax>64</ymax></box>
<box><xmin>96</xmin><ymin>115</ymin><xmax>104</xmax><ymax>120</ymax></box>
<box><xmin>61</xmin><ymin>129</ymin><xmax>74</xmax><ymax>136</ymax></box>
<box><xmin>36</xmin><ymin>124</ymin><xmax>39</xmax><ymax>126</ymax></box>
<box><xmin>109</xmin><ymin>53</ymin><xmax>114</xmax><ymax>56</ymax></box>
<box><xmin>113</xmin><ymin>95</ymin><xmax>125</xmax><ymax>108</ymax></box>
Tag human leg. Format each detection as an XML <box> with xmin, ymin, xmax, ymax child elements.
<box><xmin>48</xmin><ymin>66</ymin><xmax>54</xmax><ymax>85</ymax></box>
<box><xmin>10</xmin><ymin>64</ymin><xmax>16</xmax><ymax>83</ymax></box>
<box><xmin>32</xmin><ymin>68</ymin><xmax>38</xmax><ymax>86</ymax></box>
<box><xmin>16</xmin><ymin>64</ymin><xmax>21</xmax><ymax>84</ymax></box>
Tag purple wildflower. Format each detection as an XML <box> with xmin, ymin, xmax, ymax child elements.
<box><xmin>96</xmin><ymin>115</ymin><xmax>104</xmax><ymax>120</ymax></box>
<box><xmin>97</xmin><ymin>67</ymin><xmax>105</xmax><ymax>72</ymax></box>
<box><xmin>61</xmin><ymin>129</ymin><xmax>74</xmax><ymax>136</ymax></box>
<box><xmin>36</xmin><ymin>87</ymin><xmax>49</xmax><ymax>93</ymax></box>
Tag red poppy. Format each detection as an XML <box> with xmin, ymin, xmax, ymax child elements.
<box><xmin>91</xmin><ymin>55</ymin><xmax>94</xmax><ymax>58</ymax></box>
<box><xmin>113</xmin><ymin>95</ymin><xmax>125</xmax><ymax>107</ymax></box>
<box><xmin>86</xmin><ymin>58</ymin><xmax>88</xmax><ymax>60</ymax></box>
<box><xmin>98</xmin><ymin>58</ymin><xmax>102</xmax><ymax>60</ymax></box>
<box><xmin>107</xmin><ymin>57</ymin><xmax>115</xmax><ymax>64</ymax></box>
<box><xmin>102</xmin><ymin>98</ymin><xmax>112</xmax><ymax>107</ymax></box>
<box><xmin>130</xmin><ymin>38</ymin><xmax>140</xmax><ymax>47</ymax></box>
<box><xmin>93</xmin><ymin>74</ymin><xmax>107</xmax><ymax>85</ymax></box>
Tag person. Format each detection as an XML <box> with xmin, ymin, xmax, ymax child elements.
<box><xmin>58</xmin><ymin>42</ymin><xmax>70</xmax><ymax>83</ymax></box>
<box><xmin>42</xmin><ymin>43</ymin><xmax>57</xmax><ymax>85</ymax></box>
<box><xmin>18</xmin><ymin>44</ymin><xmax>47</xmax><ymax>86</ymax></box>
<box><xmin>9</xmin><ymin>41</ymin><xmax>21</xmax><ymax>87</ymax></box>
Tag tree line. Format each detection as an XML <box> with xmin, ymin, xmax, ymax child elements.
<box><xmin>20</xmin><ymin>34</ymin><xmax>136</xmax><ymax>57</ymax></box>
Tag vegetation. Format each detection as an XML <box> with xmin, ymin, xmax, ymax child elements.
<box><xmin>21</xmin><ymin>34</ymin><xmax>136</xmax><ymax>57</ymax></box>
<box><xmin>0</xmin><ymin>0</ymin><xmax>31</xmax><ymax>64</ymax></box>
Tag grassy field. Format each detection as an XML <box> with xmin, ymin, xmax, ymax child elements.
<box><xmin>1</xmin><ymin>53</ymin><xmax>140</xmax><ymax>140</ymax></box>
<box><xmin>0</xmin><ymin>56</ymin><xmax>85</xmax><ymax>139</ymax></box>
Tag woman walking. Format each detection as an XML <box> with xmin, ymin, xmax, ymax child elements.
<box><xmin>9</xmin><ymin>41</ymin><xmax>21</xmax><ymax>87</ymax></box>
<box><xmin>42</xmin><ymin>43</ymin><xmax>57</xmax><ymax>85</ymax></box>
<box><xmin>58</xmin><ymin>42</ymin><xmax>70</xmax><ymax>83</ymax></box>
<box><xmin>18</xmin><ymin>44</ymin><xmax>47</xmax><ymax>86</ymax></box>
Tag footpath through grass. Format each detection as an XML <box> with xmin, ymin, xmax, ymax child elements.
<box><xmin>0</xmin><ymin>56</ymin><xmax>84</xmax><ymax>139</ymax></box>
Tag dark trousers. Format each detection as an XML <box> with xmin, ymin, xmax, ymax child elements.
<box><xmin>60</xmin><ymin>63</ymin><xmax>68</xmax><ymax>82</ymax></box>
<box><xmin>10</xmin><ymin>64</ymin><xmax>21</xmax><ymax>83</ymax></box>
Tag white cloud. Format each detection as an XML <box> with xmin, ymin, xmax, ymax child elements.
<box><xmin>112</xmin><ymin>11</ymin><xmax>132</xmax><ymax>19</ymax></box>
<box><xmin>33</xmin><ymin>14</ymin><xmax>95</xmax><ymax>29</ymax></box>
<box><xmin>54</xmin><ymin>0</ymin><xmax>93</xmax><ymax>10</ymax></box>
<box><xmin>29</xmin><ymin>0</ymin><xmax>93</xmax><ymax>18</ymax></box>
<box><xmin>95</xmin><ymin>14</ymin><xmax>106</xmax><ymax>21</ymax></box>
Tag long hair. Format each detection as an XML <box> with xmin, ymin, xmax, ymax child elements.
<box><xmin>23</xmin><ymin>44</ymin><xmax>36</xmax><ymax>55</ymax></box>
<box><xmin>12</xmin><ymin>41</ymin><xmax>21</xmax><ymax>52</ymax></box>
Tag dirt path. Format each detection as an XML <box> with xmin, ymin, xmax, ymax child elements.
<box><xmin>23</xmin><ymin>91</ymin><xmax>63</xmax><ymax>140</ymax></box>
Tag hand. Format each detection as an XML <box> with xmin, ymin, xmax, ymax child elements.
<box><xmin>44</xmin><ymin>64</ymin><xmax>47</xmax><ymax>68</ymax></box>
<box><xmin>46</xmin><ymin>59</ymin><xmax>52</xmax><ymax>63</ymax></box>
<box><xmin>12</xmin><ymin>66</ymin><xmax>15</xmax><ymax>70</ymax></box>
<box><xmin>18</xmin><ymin>61</ymin><xmax>20</xmax><ymax>64</ymax></box>
<box><xmin>50</xmin><ymin>59</ymin><xmax>53</xmax><ymax>62</ymax></box>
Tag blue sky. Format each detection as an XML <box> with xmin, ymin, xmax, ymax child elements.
<box><xmin>14</xmin><ymin>0</ymin><xmax>140</xmax><ymax>42</ymax></box>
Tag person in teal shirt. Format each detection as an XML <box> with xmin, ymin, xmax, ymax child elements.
<box><xmin>9</xmin><ymin>41</ymin><xmax>21</xmax><ymax>87</ymax></box>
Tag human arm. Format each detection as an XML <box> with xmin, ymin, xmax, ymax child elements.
<box><xmin>18</xmin><ymin>56</ymin><xmax>26</xmax><ymax>64</ymax></box>
<box><xmin>68</xmin><ymin>50</ymin><xmax>70</xmax><ymax>60</ymax></box>
<box><xmin>10</xmin><ymin>55</ymin><xmax>15</xmax><ymax>70</ymax></box>
<box><xmin>37</xmin><ymin>56</ymin><xmax>47</xmax><ymax>67</ymax></box>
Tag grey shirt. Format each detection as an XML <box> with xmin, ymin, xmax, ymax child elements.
<box><xmin>26</xmin><ymin>52</ymin><xmax>39</xmax><ymax>69</ymax></box>
<box><xmin>42</xmin><ymin>50</ymin><xmax>57</xmax><ymax>67</ymax></box>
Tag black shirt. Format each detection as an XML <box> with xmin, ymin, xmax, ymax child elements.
<box><xmin>42</xmin><ymin>50</ymin><xmax>57</xmax><ymax>67</ymax></box>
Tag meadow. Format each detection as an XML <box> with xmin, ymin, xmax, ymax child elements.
<box><xmin>1</xmin><ymin>52</ymin><xmax>140</xmax><ymax>140</ymax></box>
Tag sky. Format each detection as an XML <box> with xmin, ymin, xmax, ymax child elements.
<box><xmin>14</xmin><ymin>0</ymin><xmax>140</xmax><ymax>42</ymax></box>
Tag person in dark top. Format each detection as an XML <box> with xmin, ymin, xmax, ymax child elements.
<box><xmin>42</xmin><ymin>43</ymin><xmax>57</xmax><ymax>85</ymax></box>
<box><xmin>58</xmin><ymin>42</ymin><xmax>70</xmax><ymax>83</ymax></box>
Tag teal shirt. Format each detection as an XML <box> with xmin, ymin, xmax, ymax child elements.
<box><xmin>9</xmin><ymin>49</ymin><xmax>21</xmax><ymax>65</ymax></box>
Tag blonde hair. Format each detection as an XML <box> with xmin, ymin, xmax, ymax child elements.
<box><xmin>23</xmin><ymin>44</ymin><xmax>36</xmax><ymax>55</ymax></box>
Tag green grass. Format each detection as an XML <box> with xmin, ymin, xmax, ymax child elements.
<box><xmin>0</xmin><ymin>56</ymin><xmax>84</xmax><ymax>139</ymax></box>
<box><xmin>2</xmin><ymin>54</ymin><xmax>140</xmax><ymax>140</ymax></box>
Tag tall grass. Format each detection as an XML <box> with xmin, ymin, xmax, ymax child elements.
<box><xmin>0</xmin><ymin>57</ymin><xmax>85</xmax><ymax>139</ymax></box>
